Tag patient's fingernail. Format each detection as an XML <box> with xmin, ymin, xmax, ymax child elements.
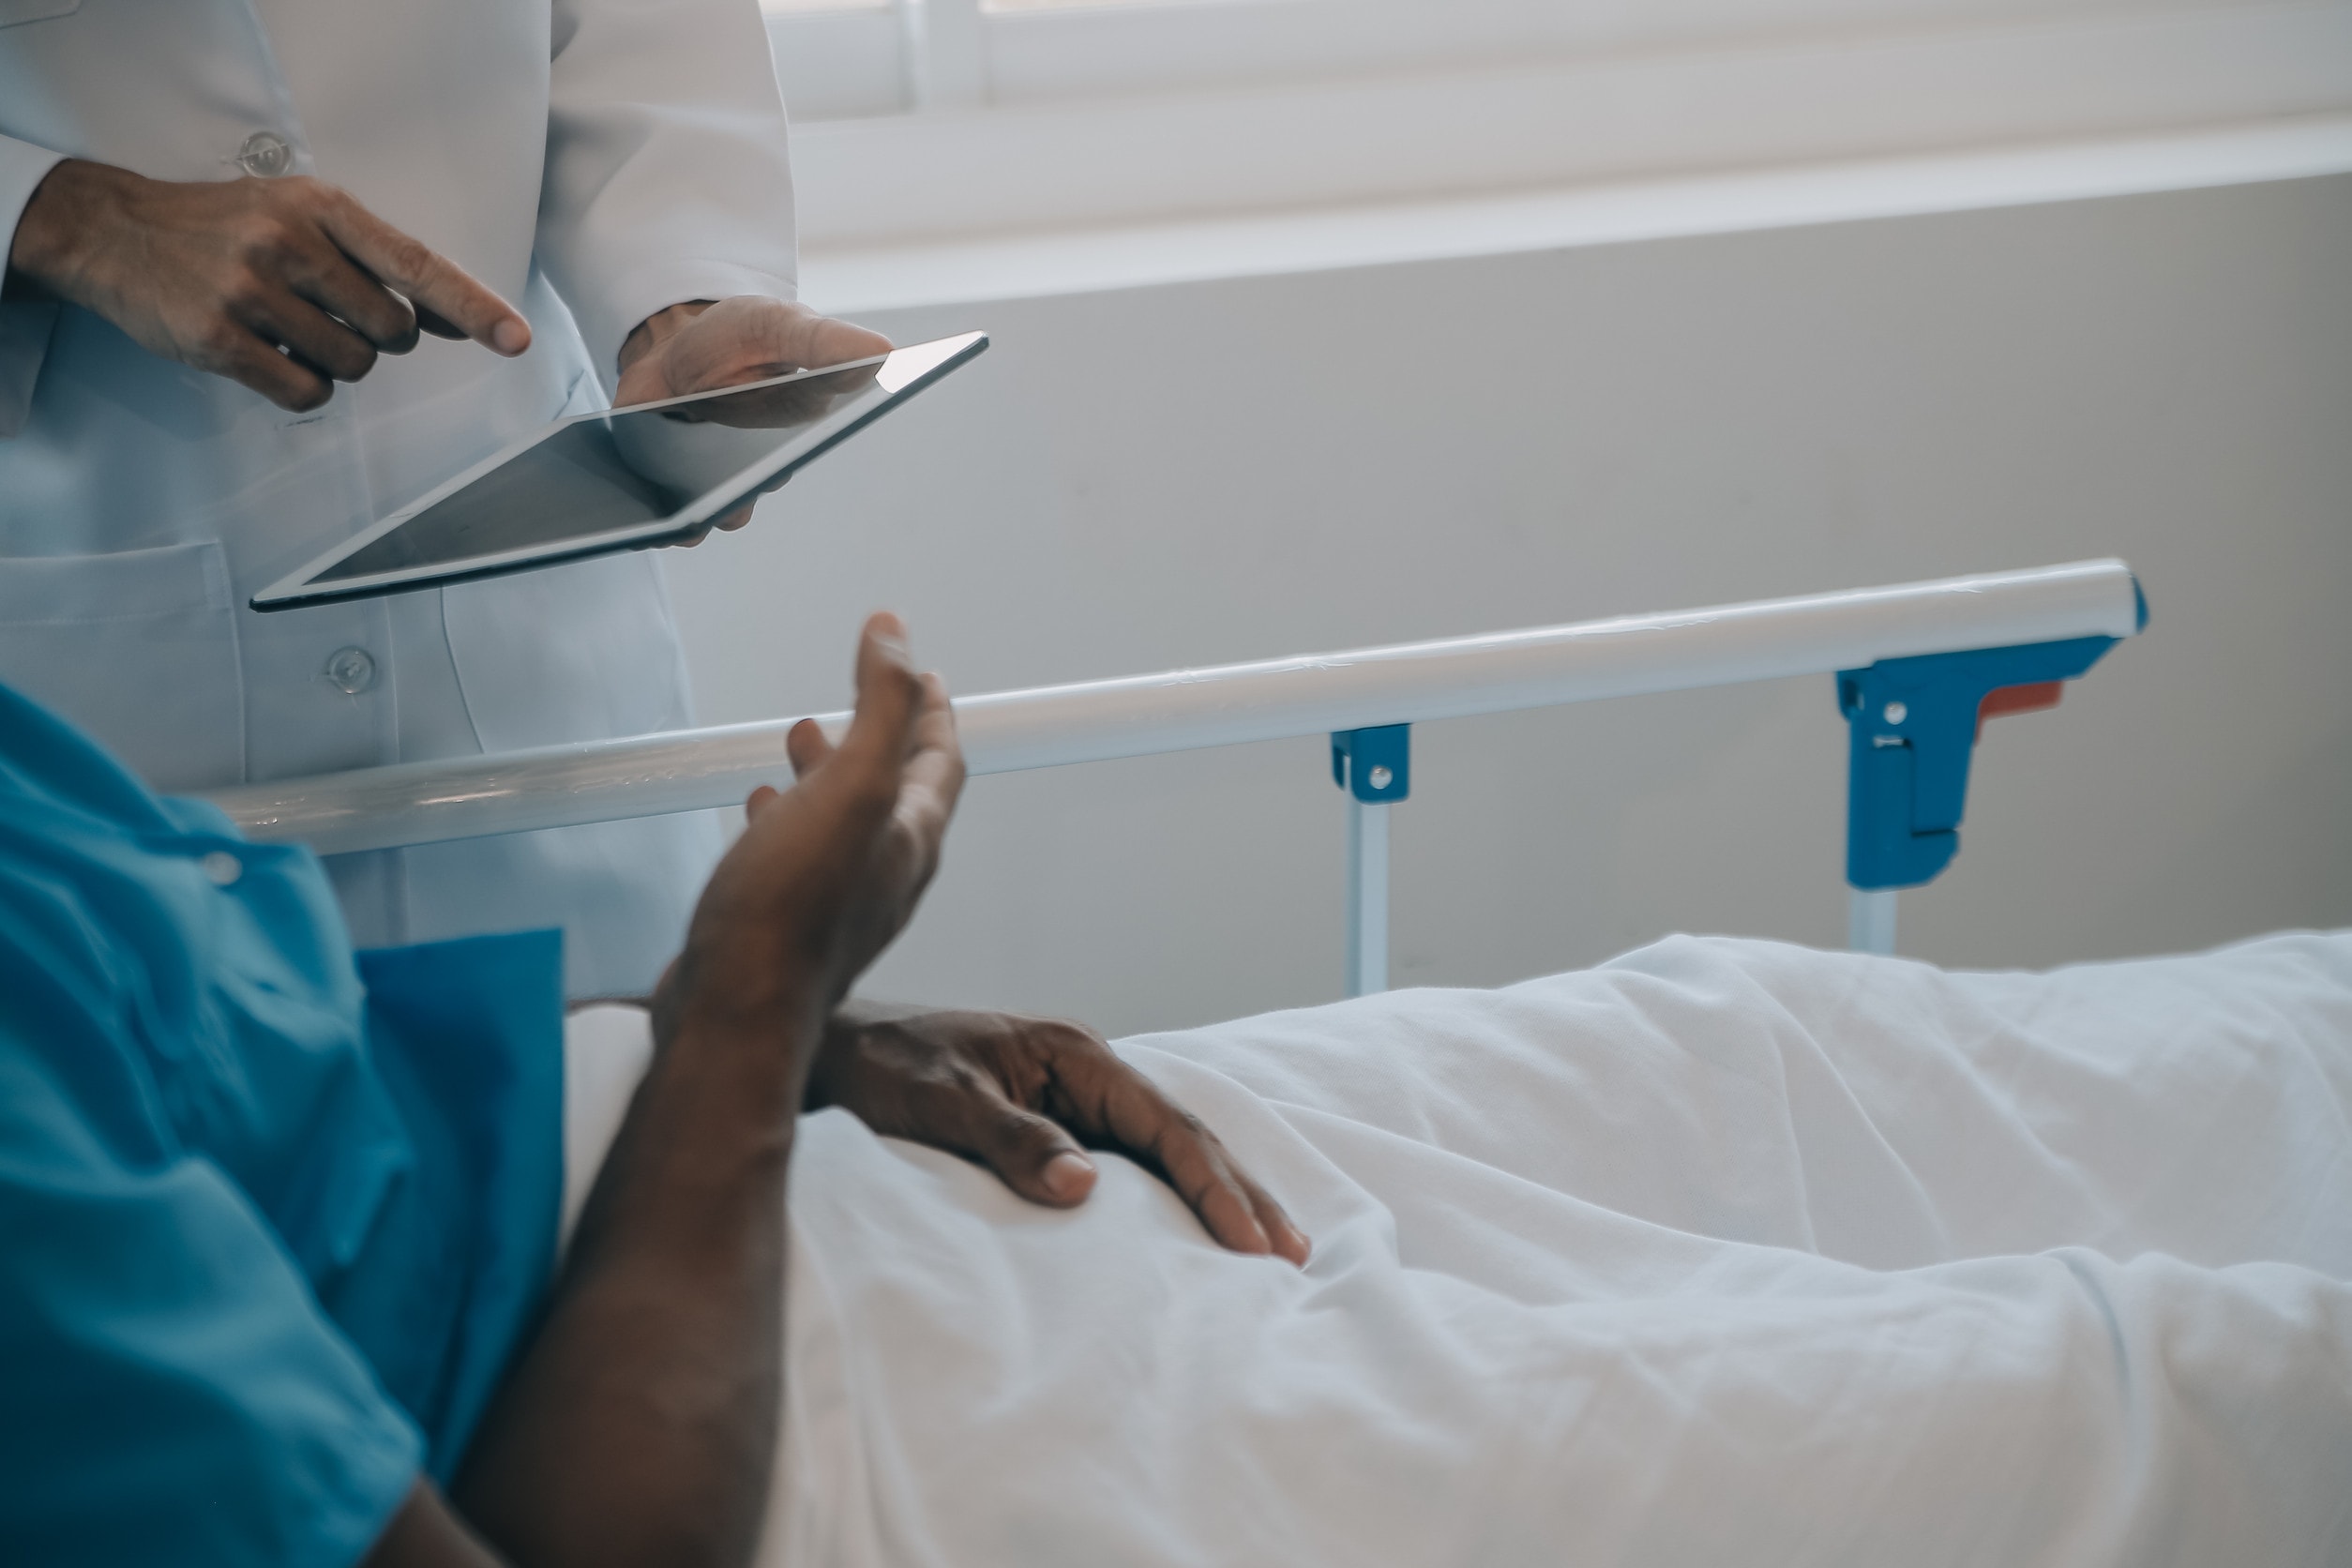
<box><xmin>1044</xmin><ymin>1152</ymin><xmax>1094</xmax><ymax>1200</ymax></box>
<box><xmin>492</xmin><ymin>318</ymin><xmax>530</xmax><ymax>354</ymax></box>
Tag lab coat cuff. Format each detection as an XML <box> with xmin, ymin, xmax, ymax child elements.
<box><xmin>589</xmin><ymin>262</ymin><xmax>800</xmax><ymax>393</ymax></box>
<box><xmin>0</xmin><ymin>134</ymin><xmax>68</xmax><ymax>439</ymax></box>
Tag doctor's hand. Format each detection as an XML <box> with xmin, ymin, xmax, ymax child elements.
<box><xmin>4</xmin><ymin>159</ymin><xmax>529</xmax><ymax>413</ymax></box>
<box><xmin>615</xmin><ymin>296</ymin><xmax>893</xmax><ymax>537</ymax></box>
<box><xmin>809</xmin><ymin>1001</ymin><xmax>1315</xmax><ymax>1266</ymax></box>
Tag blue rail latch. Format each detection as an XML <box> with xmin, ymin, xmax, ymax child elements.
<box><xmin>1841</xmin><ymin>634</ymin><xmax>2126</xmax><ymax>891</ymax></box>
<box><xmin>1332</xmin><ymin>723</ymin><xmax>1411</xmax><ymax>803</ymax></box>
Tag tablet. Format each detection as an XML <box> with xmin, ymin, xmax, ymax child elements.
<box><xmin>251</xmin><ymin>330</ymin><xmax>988</xmax><ymax>611</ymax></box>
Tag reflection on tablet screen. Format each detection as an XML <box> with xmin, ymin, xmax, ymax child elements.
<box><xmin>314</xmin><ymin>358</ymin><xmax>884</xmax><ymax>583</ymax></box>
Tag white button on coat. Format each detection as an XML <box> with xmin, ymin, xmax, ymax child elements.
<box><xmin>235</xmin><ymin>129</ymin><xmax>293</xmax><ymax>178</ymax></box>
<box><xmin>324</xmin><ymin>645</ymin><xmax>376</xmax><ymax>695</ymax></box>
<box><xmin>0</xmin><ymin>0</ymin><xmax>803</xmax><ymax>995</ymax></box>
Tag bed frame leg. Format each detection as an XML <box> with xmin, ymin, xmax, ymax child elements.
<box><xmin>1847</xmin><ymin>886</ymin><xmax>1899</xmax><ymax>957</ymax></box>
<box><xmin>1346</xmin><ymin>798</ymin><xmax>1390</xmax><ymax>996</ymax></box>
<box><xmin>1334</xmin><ymin>724</ymin><xmax>1411</xmax><ymax>998</ymax></box>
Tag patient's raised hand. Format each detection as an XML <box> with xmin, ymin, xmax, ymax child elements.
<box><xmin>810</xmin><ymin>1003</ymin><xmax>1313</xmax><ymax>1267</ymax></box>
<box><xmin>432</xmin><ymin>617</ymin><xmax>961</xmax><ymax>1568</ymax></box>
<box><xmin>655</xmin><ymin>611</ymin><xmax>965</xmax><ymax>1053</ymax></box>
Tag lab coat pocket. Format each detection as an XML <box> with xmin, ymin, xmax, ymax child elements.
<box><xmin>0</xmin><ymin>541</ymin><xmax>244</xmax><ymax>789</ymax></box>
<box><xmin>440</xmin><ymin>550</ymin><xmax>694</xmax><ymax>754</ymax></box>
<box><xmin>0</xmin><ymin>0</ymin><xmax>81</xmax><ymax>25</ymax></box>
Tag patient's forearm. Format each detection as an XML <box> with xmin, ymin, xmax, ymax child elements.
<box><xmin>439</xmin><ymin>994</ymin><xmax>817</xmax><ymax>1568</ymax></box>
<box><xmin>364</xmin><ymin>612</ymin><xmax>957</xmax><ymax>1567</ymax></box>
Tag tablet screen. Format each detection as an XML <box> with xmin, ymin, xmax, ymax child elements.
<box><xmin>252</xmin><ymin>332</ymin><xmax>988</xmax><ymax>609</ymax></box>
<box><xmin>309</xmin><ymin>355</ymin><xmax>888</xmax><ymax>584</ymax></box>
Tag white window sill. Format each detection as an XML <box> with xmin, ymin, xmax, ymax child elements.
<box><xmin>789</xmin><ymin>0</ymin><xmax>2352</xmax><ymax>309</ymax></box>
<box><xmin>800</xmin><ymin>112</ymin><xmax>2352</xmax><ymax>314</ymax></box>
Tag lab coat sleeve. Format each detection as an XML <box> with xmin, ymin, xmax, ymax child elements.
<box><xmin>0</xmin><ymin>133</ymin><xmax>66</xmax><ymax>439</ymax></box>
<box><xmin>540</xmin><ymin>0</ymin><xmax>801</xmax><ymax>391</ymax></box>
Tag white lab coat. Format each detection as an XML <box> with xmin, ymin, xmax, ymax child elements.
<box><xmin>0</xmin><ymin>0</ymin><xmax>803</xmax><ymax>995</ymax></box>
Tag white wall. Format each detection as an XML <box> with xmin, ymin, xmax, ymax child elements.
<box><xmin>665</xmin><ymin>173</ymin><xmax>2352</xmax><ymax>1038</ymax></box>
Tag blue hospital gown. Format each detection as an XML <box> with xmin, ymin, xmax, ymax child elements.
<box><xmin>0</xmin><ymin>681</ymin><xmax>565</xmax><ymax>1566</ymax></box>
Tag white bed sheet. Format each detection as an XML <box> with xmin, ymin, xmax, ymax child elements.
<box><xmin>571</xmin><ymin>932</ymin><xmax>2352</xmax><ymax>1566</ymax></box>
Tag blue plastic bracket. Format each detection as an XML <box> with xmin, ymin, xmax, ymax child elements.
<box><xmin>1839</xmin><ymin>635</ymin><xmax>2121</xmax><ymax>890</ymax></box>
<box><xmin>1331</xmin><ymin>724</ymin><xmax>1411</xmax><ymax>803</ymax></box>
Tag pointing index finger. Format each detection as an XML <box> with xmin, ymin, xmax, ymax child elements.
<box><xmin>318</xmin><ymin>191</ymin><xmax>531</xmax><ymax>357</ymax></box>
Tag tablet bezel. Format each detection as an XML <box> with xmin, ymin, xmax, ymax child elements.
<box><xmin>249</xmin><ymin>330</ymin><xmax>988</xmax><ymax>611</ymax></box>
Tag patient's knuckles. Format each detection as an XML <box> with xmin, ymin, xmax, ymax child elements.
<box><xmin>996</xmin><ymin>1054</ymin><xmax>1057</xmax><ymax>1112</ymax></box>
<box><xmin>993</xmin><ymin>1020</ymin><xmax>1082</xmax><ymax>1090</ymax></box>
<box><xmin>1160</xmin><ymin>1106</ymin><xmax>1214</xmax><ymax>1148</ymax></box>
<box><xmin>919</xmin><ymin>1052</ymin><xmax>995</xmax><ymax>1104</ymax></box>
<box><xmin>1024</xmin><ymin>1018</ymin><xmax>1096</xmax><ymax>1064</ymax></box>
<box><xmin>895</xmin><ymin>1071</ymin><xmax>988</xmax><ymax>1140</ymax></box>
<box><xmin>1048</xmin><ymin>1018</ymin><xmax>1112</xmax><ymax>1052</ymax></box>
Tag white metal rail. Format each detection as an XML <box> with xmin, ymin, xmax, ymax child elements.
<box><xmin>206</xmin><ymin>559</ymin><xmax>2143</xmax><ymax>986</ymax></box>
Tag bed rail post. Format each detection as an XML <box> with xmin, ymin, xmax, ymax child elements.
<box><xmin>1333</xmin><ymin>724</ymin><xmax>1411</xmax><ymax>997</ymax></box>
<box><xmin>1847</xmin><ymin>887</ymin><xmax>1900</xmax><ymax>956</ymax></box>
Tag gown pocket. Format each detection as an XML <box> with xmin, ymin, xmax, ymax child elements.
<box><xmin>0</xmin><ymin>541</ymin><xmax>245</xmax><ymax>790</ymax></box>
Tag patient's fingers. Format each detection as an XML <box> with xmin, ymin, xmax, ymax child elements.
<box><xmin>1050</xmin><ymin>1036</ymin><xmax>1310</xmax><ymax>1265</ymax></box>
<box><xmin>1243</xmin><ymin>1178</ymin><xmax>1311</xmax><ymax>1266</ymax></box>
<box><xmin>791</xmin><ymin>613</ymin><xmax>918</xmax><ymax>825</ymax></box>
<box><xmin>786</xmin><ymin>716</ymin><xmax>834</xmax><ymax>779</ymax></box>
<box><xmin>896</xmin><ymin>672</ymin><xmax>965</xmax><ymax>834</ymax></box>
<box><xmin>835</xmin><ymin>612</ymin><xmax>921</xmax><ymax>777</ymax></box>
<box><xmin>1190</xmin><ymin>1135</ymin><xmax>1310</xmax><ymax>1266</ymax></box>
<box><xmin>1153</xmin><ymin>1118</ymin><xmax>1277</xmax><ymax>1259</ymax></box>
<box><xmin>970</xmin><ymin>1095</ymin><xmax>1100</xmax><ymax>1209</ymax></box>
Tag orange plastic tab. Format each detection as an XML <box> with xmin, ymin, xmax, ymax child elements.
<box><xmin>1975</xmin><ymin>680</ymin><xmax>2064</xmax><ymax>740</ymax></box>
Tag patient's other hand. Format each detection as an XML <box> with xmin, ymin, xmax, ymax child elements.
<box><xmin>811</xmin><ymin>1003</ymin><xmax>1312</xmax><ymax>1266</ymax></box>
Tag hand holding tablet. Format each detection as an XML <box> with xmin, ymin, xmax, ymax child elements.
<box><xmin>251</xmin><ymin>331</ymin><xmax>988</xmax><ymax>611</ymax></box>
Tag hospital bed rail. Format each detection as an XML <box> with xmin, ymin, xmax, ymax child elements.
<box><xmin>204</xmin><ymin>558</ymin><xmax>2145</xmax><ymax>993</ymax></box>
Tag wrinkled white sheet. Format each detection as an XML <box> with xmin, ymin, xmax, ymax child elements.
<box><xmin>581</xmin><ymin>932</ymin><xmax>2352</xmax><ymax>1566</ymax></box>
